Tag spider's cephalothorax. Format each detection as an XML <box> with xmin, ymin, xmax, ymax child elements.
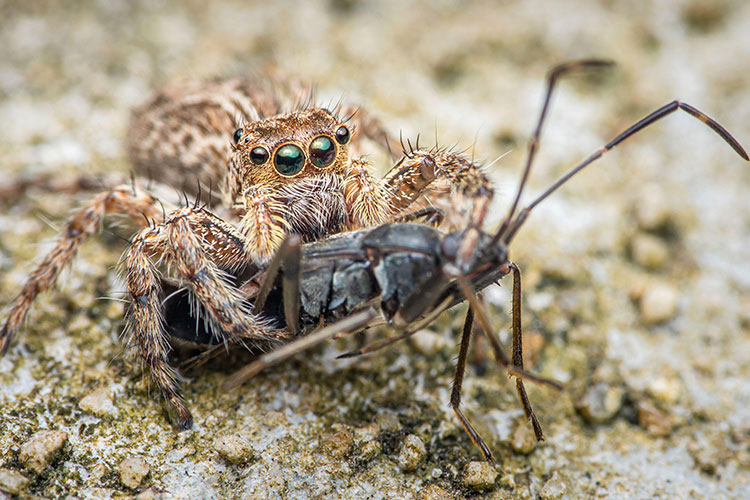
<box><xmin>224</xmin><ymin>107</ymin><xmax>391</xmax><ymax>264</ymax></box>
<box><xmin>1</xmin><ymin>76</ymin><xmax>495</xmax><ymax>428</ymax></box>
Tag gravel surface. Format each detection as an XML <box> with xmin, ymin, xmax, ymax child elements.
<box><xmin>1</xmin><ymin>1</ymin><xmax>749</xmax><ymax>499</ymax></box>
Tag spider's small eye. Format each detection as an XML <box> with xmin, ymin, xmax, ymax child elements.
<box><xmin>309</xmin><ymin>135</ymin><xmax>336</xmax><ymax>168</ymax></box>
<box><xmin>233</xmin><ymin>128</ymin><xmax>244</xmax><ymax>144</ymax></box>
<box><xmin>274</xmin><ymin>144</ymin><xmax>305</xmax><ymax>176</ymax></box>
<box><xmin>335</xmin><ymin>125</ymin><xmax>350</xmax><ymax>145</ymax></box>
<box><xmin>249</xmin><ymin>146</ymin><xmax>270</xmax><ymax>165</ymax></box>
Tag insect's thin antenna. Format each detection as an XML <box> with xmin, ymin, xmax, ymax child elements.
<box><xmin>501</xmin><ymin>100</ymin><xmax>750</xmax><ymax>244</ymax></box>
<box><xmin>415</xmin><ymin>133</ymin><xmax>421</xmax><ymax>151</ymax></box>
<box><xmin>494</xmin><ymin>59</ymin><xmax>615</xmax><ymax>244</ymax></box>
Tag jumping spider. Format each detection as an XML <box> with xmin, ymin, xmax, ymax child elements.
<box><xmin>1</xmin><ymin>76</ymin><xmax>494</xmax><ymax>427</ymax></box>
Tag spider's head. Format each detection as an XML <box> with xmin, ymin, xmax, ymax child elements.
<box><xmin>228</xmin><ymin>107</ymin><xmax>352</xmax><ymax>192</ymax></box>
<box><xmin>225</xmin><ymin>107</ymin><xmax>354</xmax><ymax>240</ymax></box>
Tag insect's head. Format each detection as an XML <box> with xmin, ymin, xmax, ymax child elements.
<box><xmin>229</xmin><ymin>108</ymin><xmax>352</xmax><ymax>191</ymax></box>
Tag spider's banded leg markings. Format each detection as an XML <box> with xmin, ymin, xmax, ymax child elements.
<box><xmin>344</xmin><ymin>157</ymin><xmax>393</xmax><ymax>228</ymax></box>
<box><xmin>239</xmin><ymin>186</ymin><xmax>290</xmax><ymax>266</ymax></box>
<box><xmin>0</xmin><ymin>185</ymin><xmax>163</xmax><ymax>354</ymax></box>
<box><xmin>126</xmin><ymin>207</ymin><xmax>288</xmax><ymax>426</ymax></box>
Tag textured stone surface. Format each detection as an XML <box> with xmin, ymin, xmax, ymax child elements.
<box><xmin>119</xmin><ymin>456</ymin><xmax>150</xmax><ymax>489</ymax></box>
<box><xmin>1</xmin><ymin>1</ymin><xmax>749</xmax><ymax>499</ymax></box>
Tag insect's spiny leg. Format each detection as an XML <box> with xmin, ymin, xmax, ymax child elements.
<box><xmin>1</xmin><ymin>186</ymin><xmax>163</xmax><ymax>355</ymax></box>
<box><xmin>222</xmin><ymin>308</ymin><xmax>378</xmax><ymax>391</ymax></box>
<box><xmin>496</xmin><ymin>59</ymin><xmax>615</xmax><ymax>242</ymax></box>
<box><xmin>453</xmin><ymin>275</ymin><xmax>562</xmax><ymax>390</ymax></box>
<box><xmin>451</xmin><ymin>306</ymin><xmax>495</xmax><ymax>462</ymax></box>
<box><xmin>254</xmin><ymin>235</ymin><xmax>301</xmax><ymax>314</ymax></box>
<box><xmin>281</xmin><ymin>236</ymin><xmax>302</xmax><ymax>336</ymax></box>
<box><xmin>508</xmin><ymin>262</ymin><xmax>544</xmax><ymax>441</ymax></box>
<box><xmin>502</xmin><ymin>100</ymin><xmax>749</xmax><ymax>244</ymax></box>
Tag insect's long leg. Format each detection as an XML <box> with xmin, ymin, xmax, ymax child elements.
<box><xmin>495</xmin><ymin>59</ymin><xmax>615</xmax><ymax>242</ymax></box>
<box><xmin>221</xmin><ymin>308</ymin><xmax>378</xmax><ymax>391</ymax></box>
<box><xmin>454</xmin><ymin>276</ymin><xmax>562</xmax><ymax>390</ymax></box>
<box><xmin>281</xmin><ymin>237</ymin><xmax>302</xmax><ymax>336</ymax></box>
<box><xmin>337</xmin><ymin>294</ymin><xmax>457</xmax><ymax>358</ymax></box>
<box><xmin>451</xmin><ymin>306</ymin><xmax>495</xmax><ymax>462</ymax></box>
<box><xmin>508</xmin><ymin>262</ymin><xmax>544</xmax><ymax>441</ymax></box>
<box><xmin>253</xmin><ymin>235</ymin><xmax>302</xmax><ymax>313</ymax></box>
<box><xmin>501</xmin><ymin>101</ymin><xmax>749</xmax><ymax>244</ymax></box>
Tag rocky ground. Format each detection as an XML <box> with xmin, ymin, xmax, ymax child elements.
<box><xmin>1</xmin><ymin>0</ymin><xmax>749</xmax><ymax>499</ymax></box>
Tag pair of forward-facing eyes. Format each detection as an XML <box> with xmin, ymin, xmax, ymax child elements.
<box><xmin>233</xmin><ymin>125</ymin><xmax>351</xmax><ymax>177</ymax></box>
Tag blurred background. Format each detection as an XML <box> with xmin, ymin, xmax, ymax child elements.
<box><xmin>1</xmin><ymin>1</ymin><xmax>749</xmax><ymax>498</ymax></box>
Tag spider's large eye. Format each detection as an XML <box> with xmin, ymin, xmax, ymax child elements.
<box><xmin>309</xmin><ymin>135</ymin><xmax>336</xmax><ymax>168</ymax></box>
<box><xmin>335</xmin><ymin>125</ymin><xmax>350</xmax><ymax>145</ymax></box>
<box><xmin>249</xmin><ymin>146</ymin><xmax>269</xmax><ymax>165</ymax></box>
<box><xmin>233</xmin><ymin>128</ymin><xmax>244</xmax><ymax>144</ymax></box>
<box><xmin>274</xmin><ymin>144</ymin><xmax>305</xmax><ymax>176</ymax></box>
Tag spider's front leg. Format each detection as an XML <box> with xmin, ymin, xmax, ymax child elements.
<box><xmin>343</xmin><ymin>158</ymin><xmax>394</xmax><ymax>228</ymax></box>
<box><xmin>1</xmin><ymin>185</ymin><xmax>163</xmax><ymax>354</ymax></box>
<box><xmin>125</xmin><ymin>206</ymin><xmax>287</xmax><ymax>428</ymax></box>
<box><xmin>382</xmin><ymin>149</ymin><xmax>494</xmax><ymax>268</ymax></box>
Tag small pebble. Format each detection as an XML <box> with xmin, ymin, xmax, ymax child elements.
<box><xmin>577</xmin><ymin>383</ymin><xmax>624</xmax><ymax>424</ymax></box>
<box><xmin>118</xmin><ymin>456</ymin><xmax>149</xmax><ymax>489</ymax></box>
<box><xmin>417</xmin><ymin>484</ymin><xmax>455</xmax><ymax>500</ymax></box>
<box><xmin>461</xmin><ymin>461</ymin><xmax>497</xmax><ymax>491</ymax></box>
<box><xmin>539</xmin><ymin>471</ymin><xmax>570</xmax><ymax>499</ymax></box>
<box><xmin>79</xmin><ymin>386</ymin><xmax>118</xmax><ymax>417</ymax></box>
<box><xmin>321</xmin><ymin>430</ymin><xmax>354</xmax><ymax>459</ymax></box>
<box><xmin>398</xmin><ymin>434</ymin><xmax>427</xmax><ymax>472</ymax></box>
<box><xmin>634</xmin><ymin>185</ymin><xmax>672</xmax><ymax>231</ymax></box>
<box><xmin>213</xmin><ymin>434</ymin><xmax>254</xmax><ymax>465</ymax></box>
<box><xmin>19</xmin><ymin>430</ymin><xmax>67</xmax><ymax>474</ymax></box>
<box><xmin>510</xmin><ymin>420</ymin><xmax>538</xmax><ymax>455</ymax></box>
<box><xmin>646</xmin><ymin>375</ymin><xmax>682</xmax><ymax>405</ymax></box>
<box><xmin>637</xmin><ymin>401</ymin><xmax>676</xmax><ymax>437</ymax></box>
<box><xmin>639</xmin><ymin>282</ymin><xmax>678</xmax><ymax>324</ymax></box>
<box><xmin>0</xmin><ymin>468</ymin><xmax>29</xmax><ymax>496</ymax></box>
<box><xmin>631</xmin><ymin>233</ymin><xmax>669</xmax><ymax>269</ymax></box>
<box><xmin>358</xmin><ymin>440</ymin><xmax>382</xmax><ymax>462</ymax></box>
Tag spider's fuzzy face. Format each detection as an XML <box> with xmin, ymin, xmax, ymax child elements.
<box><xmin>230</xmin><ymin>108</ymin><xmax>352</xmax><ymax>189</ymax></box>
<box><xmin>224</xmin><ymin>108</ymin><xmax>357</xmax><ymax>241</ymax></box>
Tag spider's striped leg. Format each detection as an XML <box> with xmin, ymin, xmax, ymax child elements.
<box><xmin>1</xmin><ymin>185</ymin><xmax>164</xmax><ymax>355</ymax></box>
<box><xmin>125</xmin><ymin>206</ymin><xmax>288</xmax><ymax>428</ymax></box>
